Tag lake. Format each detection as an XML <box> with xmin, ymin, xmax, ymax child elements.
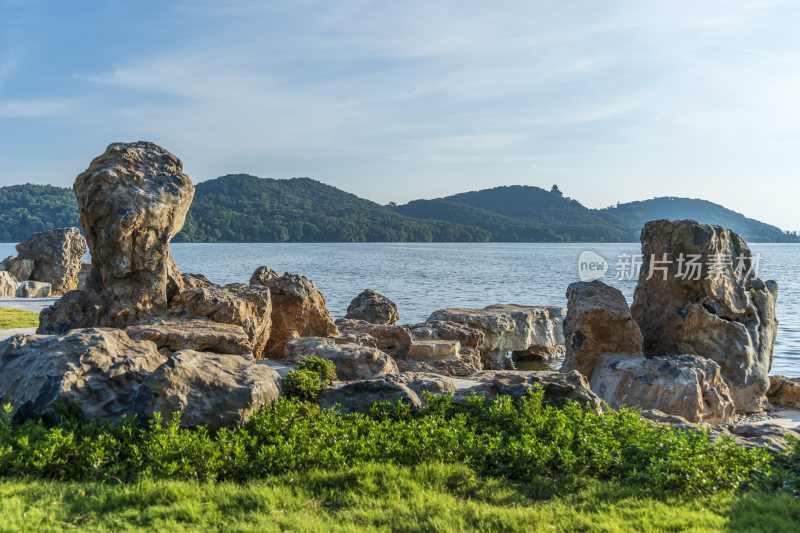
<box><xmin>2</xmin><ymin>242</ymin><xmax>799</xmax><ymax>375</ymax></box>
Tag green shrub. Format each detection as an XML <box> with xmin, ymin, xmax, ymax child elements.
<box><xmin>296</xmin><ymin>356</ymin><xmax>337</xmax><ymax>382</ymax></box>
<box><xmin>281</xmin><ymin>369</ymin><xmax>329</xmax><ymax>402</ymax></box>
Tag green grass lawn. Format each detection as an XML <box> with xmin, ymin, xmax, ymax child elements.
<box><xmin>0</xmin><ymin>306</ymin><xmax>39</xmax><ymax>329</ymax></box>
<box><xmin>1</xmin><ymin>463</ymin><xmax>799</xmax><ymax>532</ymax></box>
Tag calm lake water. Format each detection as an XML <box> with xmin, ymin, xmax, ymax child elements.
<box><xmin>3</xmin><ymin>242</ymin><xmax>799</xmax><ymax>375</ymax></box>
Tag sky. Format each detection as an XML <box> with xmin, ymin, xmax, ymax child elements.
<box><xmin>1</xmin><ymin>0</ymin><xmax>798</xmax><ymax>231</ymax></box>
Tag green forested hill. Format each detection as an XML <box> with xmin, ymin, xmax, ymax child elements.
<box><xmin>0</xmin><ymin>178</ymin><xmax>796</xmax><ymax>243</ymax></box>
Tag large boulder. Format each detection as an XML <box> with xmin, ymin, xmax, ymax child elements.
<box><xmin>0</xmin><ymin>328</ymin><xmax>165</xmax><ymax>423</ymax></box>
<box><xmin>288</xmin><ymin>341</ymin><xmax>398</xmax><ymax>380</ymax></box>
<box><xmin>3</xmin><ymin>256</ymin><xmax>34</xmax><ymax>282</ymax></box>
<box><xmin>16</xmin><ymin>280</ymin><xmax>51</xmax><ymax>298</ymax></box>
<box><xmin>251</xmin><ymin>271</ymin><xmax>338</xmax><ymax>358</ymax></box>
<box><xmin>427</xmin><ymin>304</ymin><xmax>565</xmax><ymax>370</ymax></box>
<box><xmin>74</xmin><ymin>141</ymin><xmax>194</xmax><ymax>327</ymax></box>
<box><xmin>134</xmin><ymin>350</ymin><xmax>280</xmax><ymax>431</ymax></box>
<box><xmin>767</xmin><ymin>375</ymin><xmax>800</xmax><ymax>408</ymax></box>
<box><xmin>589</xmin><ymin>354</ymin><xmax>736</xmax><ymax>424</ymax></box>
<box><xmin>126</xmin><ymin>319</ymin><xmax>252</xmax><ymax>356</ymax></box>
<box><xmin>37</xmin><ymin>290</ymin><xmax>103</xmax><ymax>334</ymax></box>
<box><xmin>169</xmin><ymin>283</ymin><xmax>272</xmax><ymax>358</ymax></box>
<box><xmin>395</xmin><ymin>347</ymin><xmax>483</xmax><ymax>377</ymax></box>
<box><xmin>249</xmin><ymin>265</ymin><xmax>280</xmax><ymax>286</ymax></box>
<box><xmin>345</xmin><ymin>289</ymin><xmax>399</xmax><ymax>325</ymax></box>
<box><xmin>561</xmin><ymin>281</ymin><xmax>643</xmax><ymax>380</ymax></box>
<box><xmin>631</xmin><ymin>219</ymin><xmax>778</xmax><ymax>412</ymax></box>
<box><xmin>407</xmin><ymin>320</ymin><xmax>485</xmax><ymax>349</ymax></box>
<box><xmin>15</xmin><ymin>227</ymin><xmax>87</xmax><ymax>295</ymax></box>
<box><xmin>335</xmin><ymin>318</ymin><xmax>411</xmax><ymax>358</ymax></box>
<box><xmin>0</xmin><ymin>271</ymin><xmax>17</xmax><ymax>298</ymax></box>
<box><xmin>382</xmin><ymin>372</ymin><xmax>457</xmax><ymax>397</ymax></box>
<box><xmin>320</xmin><ymin>379</ymin><xmax>421</xmax><ymax>412</ymax></box>
<box><xmin>455</xmin><ymin>370</ymin><xmax>602</xmax><ymax>412</ymax></box>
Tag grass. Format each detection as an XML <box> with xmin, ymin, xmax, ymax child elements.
<box><xmin>0</xmin><ymin>307</ymin><xmax>39</xmax><ymax>329</ymax></box>
<box><xmin>1</xmin><ymin>463</ymin><xmax>799</xmax><ymax>532</ymax></box>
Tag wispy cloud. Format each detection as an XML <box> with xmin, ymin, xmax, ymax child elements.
<box><xmin>0</xmin><ymin>98</ymin><xmax>74</xmax><ymax>117</ymax></box>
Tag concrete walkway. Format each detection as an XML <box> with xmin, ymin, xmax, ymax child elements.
<box><xmin>0</xmin><ymin>297</ymin><xmax>58</xmax><ymax>313</ymax></box>
<box><xmin>0</xmin><ymin>327</ymin><xmax>37</xmax><ymax>342</ymax></box>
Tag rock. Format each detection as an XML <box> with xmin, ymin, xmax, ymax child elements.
<box><xmin>333</xmin><ymin>331</ymin><xmax>378</xmax><ymax>348</ymax></box>
<box><xmin>427</xmin><ymin>305</ymin><xmax>566</xmax><ymax>370</ymax></box>
<box><xmin>75</xmin><ymin>262</ymin><xmax>92</xmax><ymax>290</ymax></box>
<box><xmin>181</xmin><ymin>273</ymin><xmax>213</xmax><ymax>289</ymax></box>
<box><xmin>249</xmin><ymin>265</ymin><xmax>280</xmax><ymax>286</ymax></box>
<box><xmin>287</xmin><ymin>341</ymin><xmax>398</xmax><ymax>380</ymax></box>
<box><xmin>0</xmin><ymin>328</ymin><xmax>165</xmax><ymax>423</ymax></box>
<box><xmin>455</xmin><ymin>370</ymin><xmax>602</xmax><ymax>412</ymax></box>
<box><xmin>251</xmin><ymin>272</ymin><xmax>338</xmax><ymax>358</ymax></box>
<box><xmin>407</xmin><ymin>340</ymin><xmax>460</xmax><ymax>360</ymax></box>
<box><xmin>15</xmin><ymin>227</ymin><xmax>87</xmax><ymax>296</ymax></box>
<box><xmin>560</xmin><ymin>281</ymin><xmax>643</xmax><ymax>380</ymax></box>
<box><xmin>126</xmin><ymin>319</ymin><xmax>252</xmax><ymax>356</ymax></box>
<box><xmin>631</xmin><ymin>219</ymin><xmax>778</xmax><ymax>412</ymax></box>
<box><xmin>16</xmin><ymin>281</ymin><xmax>51</xmax><ymax>298</ymax></box>
<box><xmin>74</xmin><ymin>141</ymin><xmax>194</xmax><ymax>327</ymax></box>
<box><xmin>345</xmin><ymin>289</ymin><xmax>399</xmax><ymax>325</ymax></box>
<box><xmin>589</xmin><ymin>354</ymin><xmax>735</xmax><ymax>424</ymax></box>
<box><xmin>512</xmin><ymin>345</ymin><xmax>565</xmax><ymax>362</ymax></box>
<box><xmin>382</xmin><ymin>372</ymin><xmax>456</xmax><ymax>397</ymax></box>
<box><xmin>396</xmin><ymin>347</ymin><xmax>483</xmax><ymax>377</ymax></box>
<box><xmin>0</xmin><ymin>271</ymin><xmax>17</xmax><ymax>298</ymax></box>
<box><xmin>767</xmin><ymin>375</ymin><xmax>800</xmax><ymax>408</ymax></box>
<box><xmin>335</xmin><ymin>318</ymin><xmax>412</xmax><ymax>358</ymax></box>
<box><xmin>134</xmin><ymin>350</ymin><xmax>280</xmax><ymax>431</ymax></box>
<box><xmin>718</xmin><ymin>422</ymin><xmax>800</xmax><ymax>453</ymax></box>
<box><xmin>407</xmin><ymin>320</ymin><xmax>485</xmax><ymax>349</ymax></box>
<box><xmin>169</xmin><ymin>283</ymin><xmax>272</xmax><ymax>358</ymax></box>
<box><xmin>284</xmin><ymin>336</ymin><xmax>335</xmax><ymax>360</ymax></box>
<box><xmin>4</xmin><ymin>257</ymin><xmax>34</xmax><ymax>282</ymax></box>
<box><xmin>640</xmin><ymin>409</ymin><xmax>691</xmax><ymax>425</ymax></box>
<box><xmin>320</xmin><ymin>379</ymin><xmax>421</xmax><ymax>412</ymax></box>
<box><xmin>37</xmin><ymin>290</ymin><xmax>103</xmax><ymax>334</ymax></box>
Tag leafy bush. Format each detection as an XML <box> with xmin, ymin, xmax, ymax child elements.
<box><xmin>281</xmin><ymin>357</ymin><xmax>337</xmax><ymax>401</ymax></box>
<box><xmin>296</xmin><ymin>356</ymin><xmax>337</xmax><ymax>382</ymax></box>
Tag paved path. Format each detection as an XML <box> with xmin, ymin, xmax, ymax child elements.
<box><xmin>0</xmin><ymin>327</ymin><xmax>37</xmax><ymax>342</ymax></box>
<box><xmin>0</xmin><ymin>297</ymin><xmax>58</xmax><ymax>313</ymax></box>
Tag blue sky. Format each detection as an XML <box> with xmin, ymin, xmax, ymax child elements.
<box><xmin>1</xmin><ymin>0</ymin><xmax>798</xmax><ymax>230</ymax></box>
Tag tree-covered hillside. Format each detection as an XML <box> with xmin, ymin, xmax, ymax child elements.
<box><xmin>605</xmin><ymin>197</ymin><xmax>799</xmax><ymax>243</ymax></box>
<box><xmin>177</xmin><ymin>175</ymin><xmax>490</xmax><ymax>242</ymax></box>
<box><xmin>0</xmin><ymin>184</ymin><xmax>80</xmax><ymax>242</ymax></box>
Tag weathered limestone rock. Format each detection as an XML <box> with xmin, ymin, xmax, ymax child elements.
<box><xmin>16</xmin><ymin>280</ymin><xmax>51</xmax><ymax>298</ymax></box>
<box><xmin>427</xmin><ymin>304</ymin><xmax>565</xmax><ymax>370</ymax></box>
<box><xmin>249</xmin><ymin>265</ymin><xmax>280</xmax><ymax>286</ymax></box>
<box><xmin>407</xmin><ymin>320</ymin><xmax>485</xmax><ymax>349</ymax></box>
<box><xmin>284</xmin><ymin>336</ymin><xmax>335</xmax><ymax>360</ymax></box>
<box><xmin>336</xmin><ymin>318</ymin><xmax>411</xmax><ymax>358</ymax></box>
<box><xmin>589</xmin><ymin>354</ymin><xmax>736</xmax><ymax>424</ymax></box>
<box><xmin>37</xmin><ymin>290</ymin><xmax>103</xmax><ymax>334</ymax></box>
<box><xmin>767</xmin><ymin>375</ymin><xmax>800</xmax><ymax>408</ymax></box>
<box><xmin>407</xmin><ymin>340</ymin><xmax>460</xmax><ymax>360</ymax></box>
<box><xmin>169</xmin><ymin>283</ymin><xmax>272</xmax><ymax>358</ymax></box>
<box><xmin>0</xmin><ymin>271</ymin><xmax>17</xmax><ymax>298</ymax></box>
<box><xmin>0</xmin><ymin>328</ymin><xmax>165</xmax><ymax>423</ymax></box>
<box><xmin>15</xmin><ymin>227</ymin><xmax>87</xmax><ymax>295</ymax></box>
<box><xmin>126</xmin><ymin>319</ymin><xmax>252</xmax><ymax>356</ymax></box>
<box><xmin>395</xmin><ymin>347</ymin><xmax>483</xmax><ymax>377</ymax></box>
<box><xmin>382</xmin><ymin>372</ymin><xmax>456</xmax><ymax>397</ymax></box>
<box><xmin>74</xmin><ymin>141</ymin><xmax>194</xmax><ymax>326</ymax></box>
<box><xmin>3</xmin><ymin>256</ymin><xmax>34</xmax><ymax>282</ymax></box>
<box><xmin>134</xmin><ymin>350</ymin><xmax>280</xmax><ymax>431</ymax></box>
<box><xmin>181</xmin><ymin>273</ymin><xmax>213</xmax><ymax>289</ymax></box>
<box><xmin>251</xmin><ymin>272</ymin><xmax>338</xmax><ymax>358</ymax></box>
<box><xmin>320</xmin><ymin>379</ymin><xmax>421</xmax><ymax>412</ymax></box>
<box><xmin>345</xmin><ymin>289</ymin><xmax>399</xmax><ymax>325</ymax></box>
<box><xmin>512</xmin><ymin>345</ymin><xmax>565</xmax><ymax>362</ymax></box>
<box><xmin>287</xmin><ymin>341</ymin><xmax>398</xmax><ymax>380</ymax></box>
<box><xmin>455</xmin><ymin>370</ymin><xmax>602</xmax><ymax>412</ymax></box>
<box><xmin>561</xmin><ymin>280</ymin><xmax>643</xmax><ymax>380</ymax></box>
<box><xmin>631</xmin><ymin>219</ymin><xmax>778</xmax><ymax>412</ymax></box>
<box><xmin>75</xmin><ymin>262</ymin><xmax>92</xmax><ymax>290</ymax></box>
<box><xmin>334</xmin><ymin>331</ymin><xmax>379</xmax><ymax>348</ymax></box>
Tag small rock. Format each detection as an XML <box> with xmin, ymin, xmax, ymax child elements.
<box><xmin>15</xmin><ymin>227</ymin><xmax>87</xmax><ymax>296</ymax></box>
<box><xmin>767</xmin><ymin>375</ymin><xmax>800</xmax><ymax>408</ymax></box>
<box><xmin>249</xmin><ymin>265</ymin><xmax>280</xmax><ymax>286</ymax></box>
<box><xmin>181</xmin><ymin>273</ymin><xmax>214</xmax><ymax>289</ymax></box>
<box><xmin>289</xmin><ymin>341</ymin><xmax>398</xmax><ymax>380</ymax></box>
<box><xmin>382</xmin><ymin>372</ymin><xmax>456</xmax><ymax>397</ymax></box>
<box><xmin>320</xmin><ymin>379</ymin><xmax>421</xmax><ymax>412</ymax></box>
<box><xmin>407</xmin><ymin>340</ymin><xmax>460</xmax><ymax>360</ymax></box>
<box><xmin>345</xmin><ymin>289</ymin><xmax>399</xmax><ymax>325</ymax></box>
<box><xmin>4</xmin><ymin>256</ymin><xmax>34</xmax><ymax>282</ymax></box>
<box><xmin>0</xmin><ymin>271</ymin><xmax>17</xmax><ymax>298</ymax></box>
<box><xmin>16</xmin><ymin>281</ymin><xmax>51</xmax><ymax>298</ymax></box>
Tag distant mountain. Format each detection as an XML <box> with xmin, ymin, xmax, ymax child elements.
<box><xmin>0</xmin><ymin>178</ymin><xmax>796</xmax><ymax>243</ymax></box>
<box><xmin>605</xmin><ymin>197</ymin><xmax>797</xmax><ymax>243</ymax></box>
<box><xmin>392</xmin><ymin>185</ymin><xmax>638</xmax><ymax>242</ymax></box>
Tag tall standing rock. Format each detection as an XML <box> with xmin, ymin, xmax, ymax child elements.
<box><xmin>74</xmin><ymin>142</ymin><xmax>194</xmax><ymax>326</ymax></box>
<box><xmin>345</xmin><ymin>289</ymin><xmax>400</xmax><ymax>325</ymax></box>
<box><xmin>631</xmin><ymin>219</ymin><xmax>778</xmax><ymax>412</ymax></box>
<box><xmin>15</xmin><ymin>227</ymin><xmax>87</xmax><ymax>295</ymax></box>
<box><xmin>561</xmin><ymin>280</ymin><xmax>643</xmax><ymax>380</ymax></box>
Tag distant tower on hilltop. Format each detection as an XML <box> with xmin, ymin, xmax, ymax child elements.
<box><xmin>550</xmin><ymin>184</ymin><xmax>563</xmax><ymax>197</ymax></box>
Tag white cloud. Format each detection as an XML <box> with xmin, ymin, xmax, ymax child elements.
<box><xmin>0</xmin><ymin>99</ymin><xmax>74</xmax><ymax>117</ymax></box>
